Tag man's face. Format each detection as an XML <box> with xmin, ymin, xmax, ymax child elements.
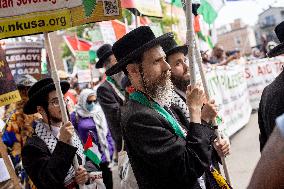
<box><xmin>47</xmin><ymin>90</ymin><xmax>62</xmax><ymax>123</ymax></box>
<box><xmin>139</xmin><ymin>46</ymin><xmax>173</xmax><ymax>102</ymax></box>
<box><xmin>105</xmin><ymin>54</ymin><xmax>117</xmax><ymax>70</ymax></box>
<box><xmin>167</xmin><ymin>52</ymin><xmax>190</xmax><ymax>92</ymax></box>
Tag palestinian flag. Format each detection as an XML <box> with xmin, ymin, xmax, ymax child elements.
<box><xmin>84</xmin><ymin>133</ymin><xmax>102</xmax><ymax>166</ymax></box>
<box><xmin>198</xmin><ymin>0</ymin><xmax>225</xmax><ymax>24</ymax></box>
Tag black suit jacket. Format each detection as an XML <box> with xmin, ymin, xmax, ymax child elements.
<box><xmin>97</xmin><ymin>81</ymin><xmax>124</xmax><ymax>151</ymax></box>
<box><xmin>121</xmin><ymin>100</ymin><xmax>215</xmax><ymax>189</ymax></box>
<box><xmin>22</xmin><ymin>135</ymin><xmax>78</xmax><ymax>189</ymax></box>
<box><xmin>258</xmin><ymin>70</ymin><xmax>284</xmax><ymax>151</ymax></box>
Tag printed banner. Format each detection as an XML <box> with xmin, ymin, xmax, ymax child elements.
<box><xmin>0</xmin><ymin>0</ymin><xmax>121</xmax><ymax>39</ymax></box>
<box><xmin>121</xmin><ymin>0</ymin><xmax>162</xmax><ymax>17</ymax></box>
<box><xmin>0</xmin><ymin>46</ymin><xmax>21</xmax><ymax>107</ymax></box>
<box><xmin>206</xmin><ymin>65</ymin><xmax>252</xmax><ymax>137</ymax></box>
<box><xmin>5</xmin><ymin>42</ymin><xmax>43</xmax><ymax>80</ymax></box>
<box><xmin>245</xmin><ymin>57</ymin><xmax>284</xmax><ymax>109</ymax></box>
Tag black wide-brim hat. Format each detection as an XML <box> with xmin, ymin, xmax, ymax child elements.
<box><xmin>267</xmin><ymin>43</ymin><xmax>284</xmax><ymax>58</ymax></box>
<box><xmin>162</xmin><ymin>38</ymin><xmax>188</xmax><ymax>57</ymax></box>
<box><xmin>267</xmin><ymin>21</ymin><xmax>284</xmax><ymax>58</ymax></box>
<box><xmin>23</xmin><ymin>78</ymin><xmax>70</xmax><ymax>115</ymax></box>
<box><xmin>106</xmin><ymin>26</ymin><xmax>174</xmax><ymax>76</ymax></box>
<box><xmin>96</xmin><ymin>44</ymin><xmax>113</xmax><ymax>69</ymax></box>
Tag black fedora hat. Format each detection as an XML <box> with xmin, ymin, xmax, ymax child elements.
<box><xmin>106</xmin><ymin>26</ymin><xmax>174</xmax><ymax>76</ymax></box>
<box><xmin>23</xmin><ymin>78</ymin><xmax>70</xmax><ymax>114</ymax></box>
<box><xmin>162</xmin><ymin>38</ymin><xmax>188</xmax><ymax>57</ymax></box>
<box><xmin>95</xmin><ymin>44</ymin><xmax>113</xmax><ymax>69</ymax></box>
<box><xmin>267</xmin><ymin>21</ymin><xmax>284</xmax><ymax>57</ymax></box>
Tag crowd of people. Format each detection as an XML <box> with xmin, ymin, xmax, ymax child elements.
<box><xmin>0</xmin><ymin>21</ymin><xmax>283</xmax><ymax>189</ymax></box>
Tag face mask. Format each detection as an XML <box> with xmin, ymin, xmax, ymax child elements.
<box><xmin>86</xmin><ymin>102</ymin><xmax>95</xmax><ymax>112</ymax></box>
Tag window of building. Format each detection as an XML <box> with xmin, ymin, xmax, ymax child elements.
<box><xmin>264</xmin><ymin>15</ymin><xmax>276</xmax><ymax>26</ymax></box>
<box><xmin>234</xmin><ymin>36</ymin><xmax>241</xmax><ymax>46</ymax></box>
<box><xmin>281</xmin><ymin>10</ymin><xmax>284</xmax><ymax>19</ymax></box>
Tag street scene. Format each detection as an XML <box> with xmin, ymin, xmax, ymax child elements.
<box><xmin>0</xmin><ymin>0</ymin><xmax>284</xmax><ymax>189</ymax></box>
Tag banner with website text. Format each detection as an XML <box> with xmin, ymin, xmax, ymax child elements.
<box><xmin>0</xmin><ymin>0</ymin><xmax>121</xmax><ymax>39</ymax></box>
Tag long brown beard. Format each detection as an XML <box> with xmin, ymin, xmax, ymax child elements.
<box><xmin>171</xmin><ymin>74</ymin><xmax>190</xmax><ymax>92</ymax></box>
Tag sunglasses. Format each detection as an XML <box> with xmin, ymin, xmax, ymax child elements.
<box><xmin>87</xmin><ymin>100</ymin><xmax>97</xmax><ymax>104</ymax></box>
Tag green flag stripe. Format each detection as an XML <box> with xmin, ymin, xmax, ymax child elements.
<box><xmin>198</xmin><ymin>0</ymin><xmax>218</xmax><ymax>24</ymax></box>
<box><xmin>84</xmin><ymin>149</ymin><xmax>101</xmax><ymax>166</ymax></box>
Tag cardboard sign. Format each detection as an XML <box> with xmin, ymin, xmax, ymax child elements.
<box><xmin>0</xmin><ymin>0</ymin><xmax>122</xmax><ymax>39</ymax></box>
<box><xmin>0</xmin><ymin>47</ymin><xmax>21</xmax><ymax>107</ymax></box>
<box><xmin>5</xmin><ymin>42</ymin><xmax>43</xmax><ymax>80</ymax></box>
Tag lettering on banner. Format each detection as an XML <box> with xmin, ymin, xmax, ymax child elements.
<box><xmin>5</xmin><ymin>42</ymin><xmax>43</xmax><ymax>79</ymax></box>
<box><xmin>246</xmin><ymin>57</ymin><xmax>284</xmax><ymax>109</ymax></box>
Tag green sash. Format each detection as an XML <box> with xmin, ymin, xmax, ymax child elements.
<box><xmin>129</xmin><ymin>91</ymin><xmax>187</xmax><ymax>139</ymax></box>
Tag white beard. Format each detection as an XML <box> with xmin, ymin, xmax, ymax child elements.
<box><xmin>153</xmin><ymin>75</ymin><xmax>174</xmax><ymax>107</ymax></box>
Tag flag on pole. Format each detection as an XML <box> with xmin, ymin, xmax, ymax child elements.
<box><xmin>197</xmin><ymin>0</ymin><xmax>225</xmax><ymax>24</ymax></box>
<box><xmin>171</xmin><ymin>0</ymin><xmax>183</xmax><ymax>8</ymax></box>
<box><xmin>84</xmin><ymin>133</ymin><xmax>102</xmax><ymax>166</ymax></box>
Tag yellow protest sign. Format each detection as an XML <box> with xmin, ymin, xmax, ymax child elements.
<box><xmin>0</xmin><ymin>49</ymin><xmax>21</xmax><ymax>107</ymax></box>
<box><xmin>0</xmin><ymin>0</ymin><xmax>122</xmax><ymax>39</ymax></box>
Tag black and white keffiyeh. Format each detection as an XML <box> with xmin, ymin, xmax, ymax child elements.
<box><xmin>172</xmin><ymin>90</ymin><xmax>190</xmax><ymax>121</ymax></box>
<box><xmin>34</xmin><ymin>120</ymin><xmax>85</xmax><ymax>185</ymax></box>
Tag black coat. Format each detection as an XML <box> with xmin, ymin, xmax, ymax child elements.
<box><xmin>22</xmin><ymin>135</ymin><xmax>78</xmax><ymax>189</ymax></box>
<box><xmin>97</xmin><ymin>81</ymin><xmax>124</xmax><ymax>151</ymax></box>
<box><xmin>258</xmin><ymin>70</ymin><xmax>284</xmax><ymax>151</ymax></box>
<box><xmin>121</xmin><ymin>100</ymin><xmax>216</xmax><ymax>189</ymax></box>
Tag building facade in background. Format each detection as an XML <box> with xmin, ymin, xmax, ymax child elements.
<box><xmin>255</xmin><ymin>6</ymin><xmax>284</xmax><ymax>45</ymax></box>
<box><xmin>217</xmin><ymin>19</ymin><xmax>256</xmax><ymax>55</ymax></box>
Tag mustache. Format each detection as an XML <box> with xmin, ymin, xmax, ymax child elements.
<box><xmin>160</xmin><ymin>70</ymin><xmax>171</xmax><ymax>81</ymax></box>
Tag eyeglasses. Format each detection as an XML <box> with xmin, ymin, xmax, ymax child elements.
<box><xmin>87</xmin><ymin>100</ymin><xmax>97</xmax><ymax>104</ymax></box>
<box><xmin>48</xmin><ymin>99</ymin><xmax>60</xmax><ymax>107</ymax></box>
<box><xmin>48</xmin><ymin>98</ymin><xmax>68</xmax><ymax>107</ymax></box>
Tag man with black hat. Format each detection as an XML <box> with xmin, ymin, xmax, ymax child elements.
<box><xmin>162</xmin><ymin>38</ymin><xmax>230</xmax><ymax>188</ymax></box>
<box><xmin>96</xmin><ymin>44</ymin><xmax>125</xmax><ymax>154</ymax></box>
<box><xmin>106</xmin><ymin>26</ymin><xmax>217</xmax><ymax>189</ymax></box>
<box><xmin>21</xmin><ymin>78</ymin><xmax>89</xmax><ymax>189</ymax></box>
<box><xmin>258</xmin><ymin>20</ymin><xmax>284</xmax><ymax>151</ymax></box>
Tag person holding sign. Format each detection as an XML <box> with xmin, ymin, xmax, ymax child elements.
<box><xmin>162</xmin><ymin>38</ymin><xmax>231</xmax><ymax>188</ymax></box>
<box><xmin>21</xmin><ymin>78</ymin><xmax>89</xmax><ymax>189</ymax></box>
<box><xmin>105</xmin><ymin>26</ymin><xmax>216</xmax><ymax>189</ymax></box>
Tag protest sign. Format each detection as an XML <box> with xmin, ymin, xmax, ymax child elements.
<box><xmin>0</xmin><ymin>0</ymin><xmax>121</xmax><ymax>39</ymax></box>
<box><xmin>206</xmin><ymin>65</ymin><xmax>252</xmax><ymax>137</ymax></box>
<box><xmin>245</xmin><ymin>57</ymin><xmax>284</xmax><ymax>109</ymax></box>
<box><xmin>5</xmin><ymin>42</ymin><xmax>43</xmax><ymax>80</ymax></box>
<box><xmin>121</xmin><ymin>0</ymin><xmax>163</xmax><ymax>17</ymax></box>
<box><xmin>75</xmin><ymin>51</ymin><xmax>91</xmax><ymax>83</ymax></box>
<box><xmin>0</xmin><ymin>46</ymin><xmax>21</xmax><ymax>107</ymax></box>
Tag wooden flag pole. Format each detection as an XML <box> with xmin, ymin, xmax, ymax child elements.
<box><xmin>0</xmin><ymin>133</ymin><xmax>21</xmax><ymax>189</ymax></box>
<box><xmin>44</xmin><ymin>33</ymin><xmax>85</xmax><ymax>189</ymax></box>
<box><xmin>185</xmin><ymin>0</ymin><xmax>196</xmax><ymax>86</ymax></box>
<box><xmin>193</xmin><ymin>35</ymin><xmax>232</xmax><ymax>185</ymax></box>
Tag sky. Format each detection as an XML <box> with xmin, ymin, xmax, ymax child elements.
<box><xmin>215</xmin><ymin>0</ymin><xmax>284</xmax><ymax>27</ymax></box>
